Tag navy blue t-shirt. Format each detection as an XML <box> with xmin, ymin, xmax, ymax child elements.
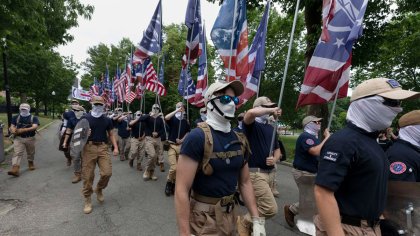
<box><xmin>139</xmin><ymin>114</ymin><xmax>165</xmax><ymax>137</ymax></box>
<box><xmin>67</xmin><ymin>116</ymin><xmax>82</xmax><ymax>130</ymax></box>
<box><xmin>130</xmin><ymin>119</ymin><xmax>146</xmax><ymax>138</ymax></box>
<box><xmin>244</xmin><ymin>121</ymin><xmax>279</xmax><ymax>170</ymax></box>
<box><xmin>117</xmin><ymin>119</ymin><xmax>131</xmax><ymax>138</ymax></box>
<box><xmin>293</xmin><ymin>132</ymin><xmax>321</xmax><ymax>173</ymax></box>
<box><xmin>315</xmin><ymin>123</ymin><xmax>389</xmax><ymax>221</ymax></box>
<box><xmin>387</xmin><ymin>139</ymin><xmax>420</xmax><ymax>182</ymax></box>
<box><xmin>84</xmin><ymin>114</ymin><xmax>113</xmax><ymax>142</ymax></box>
<box><xmin>167</xmin><ymin>116</ymin><xmax>190</xmax><ymax>142</ymax></box>
<box><xmin>180</xmin><ymin>126</ymin><xmax>244</xmax><ymax>198</ymax></box>
<box><xmin>63</xmin><ymin>111</ymin><xmax>75</xmax><ymax>123</ymax></box>
<box><xmin>12</xmin><ymin>115</ymin><xmax>40</xmax><ymax>138</ymax></box>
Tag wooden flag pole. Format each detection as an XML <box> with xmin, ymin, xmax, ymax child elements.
<box><xmin>268</xmin><ymin>0</ymin><xmax>300</xmax><ymax>155</ymax></box>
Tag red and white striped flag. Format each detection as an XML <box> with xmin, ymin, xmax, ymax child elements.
<box><xmin>143</xmin><ymin>59</ymin><xmax>167</xmax><ymax>96</ymax></box>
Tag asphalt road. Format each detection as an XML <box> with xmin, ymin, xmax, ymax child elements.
<box><xmin>0</xmin><ymin>121</ymin><xmax>304</xmax><ymax>236</ymax></box>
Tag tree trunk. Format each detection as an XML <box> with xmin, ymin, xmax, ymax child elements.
<box><xmin>20</xmin><ymin>93</ymin><xmax>27</xmax><ymax>104</ymax></box>
<box><xmin>35</xmin><ymin>100</ymin><xmax>40</xmax><ymax>116</ymax></box>
<box><xmin>44</xmin><ymin>102</ymin><xmax>48</xmax><ymax>116</ymax></box>
<box><xmin>303</xmin><ymin>1</ymin><xmax>329</xmax><ymax>136</ymax></box>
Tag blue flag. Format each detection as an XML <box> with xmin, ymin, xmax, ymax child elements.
<box><xmin>158</xmin><ymin>54</ymin><xmax>165</xmax><ymax>83</ymax></box>
<box><xmin>178</xmin><ymin>68</ymin><xmax>196</xmax><ymax>103</ymax></box>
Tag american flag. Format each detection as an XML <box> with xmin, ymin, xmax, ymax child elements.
<box><xmin>134</xmin><ymin>0</ymin><xmax>162</xmax><ymax>61</ymax></box>
<box><xmin>239</xmin><ymin>1</ymin><xmax>270</xmax><ymax>105</ymax></box>
<box><xmin>113</xmin><ymin>67</ymin><xmax>125</xmax><ymax>103</ymax></box>
<box><xmin>102</xmin><ymin>65</ymin><xmax>112</xmax><ymax>106</ymax></box>
<box><xmin>211</xmin><ymin>0</ymin><xmax>249</xmax><ymax>81</ymax></box>
<box><xmin>88</xmin><ymin>78</ymin><xmax>100</xmax><ymax>98</ymax></box>
<box><xmin>193</xmin><ymin>24</ymin><xmax>208</xmax><ymax>107</ymax></box>
<box><xmin>144</xmin><ymin>59</ymin><xmax>166</xmax><ymax>96</ymax></box>
<box><xmin>296</xmin><ymin>0</ymin><xmax>368</xmax><ymax>107</ymax></box>
<box><xmin>178</xmin><ymin>68</ymin><xmax>196</xmax><ymax>103</ymax></box>
<box><xmin>183</xmin><ymin>0</ymin><xmax>202</xmax><ymax>68</ymax></box>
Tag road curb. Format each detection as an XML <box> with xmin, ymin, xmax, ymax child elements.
<box><xmin>279</xmin><ymin>161</ymin><xmax>293</xmax><ymax>168</ymax></box>
<box><xmin>4</xmin><ymin>120</ymin><xmax>57</xmax><ymax>155</ymax></box>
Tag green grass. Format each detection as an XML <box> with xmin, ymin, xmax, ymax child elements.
<box><xmin>0</xmin><ymin>113</ymin><xmax>55</xmax><ymax>149</ymax></box>
<box><xmin>279</xmin><ymin>135</ymin><xmax>297</xmax><ymax>163</ymax></box>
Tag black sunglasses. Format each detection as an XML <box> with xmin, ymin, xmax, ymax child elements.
<box><xmin>261</xmin><ymin>104</ymin><xmax>277</xmax><ymax>108</ymax></box>
<box><xmin>213</xmin><ymin>95</ymin><xmax>240</xmax><ymax>105</ymax></box>
<box><xmin>382</xmin><ymin>98</ymin><xmax>401</xmax><ymax>107</ymax></box>
<box><xmin>313</xmin><ymin>121</ymin><xmax>321</xmax><ymax>124</ymax></box>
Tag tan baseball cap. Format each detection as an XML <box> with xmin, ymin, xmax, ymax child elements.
<box><xmin>91</xmin><ymin>96</ymin><xmax>105</xmax><ymax>105</ymax></box>
<box><xmin>253</xmin><ymin>96</ymin><xmax>276</xmax><ymax>108</ymax></box>
<box><xmin>302</xmin><ymin>115</ymin><xmax>323</xmax><ymax>127</ymax></box>
<box><xmin>19</xmin><ymin>103</ymin><xmax>30</xmax><ymax>110</ymax></box>
<box><xmin>71</xmin><ymin>105</ymin><xmax>85</xmax><ymax>112</ymax></box>
<box><xmin>204</xmin><ymin>80</ymin><xmax>244</xmax><ymax>104</ymax></box>
<box><xmin>399</xmin><ymin>110</ymin><xmax>420</xmax><ymax>128</ymax></box>
<box><xmin>351</xmin><ymin>78</ymin><xmax>420</xmax><ymax>102</ymax></box>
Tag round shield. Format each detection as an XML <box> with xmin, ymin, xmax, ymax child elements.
<box><xmin>70</xmin><ymin>119</ymin><xmax>90</xmax><ymax>158</ymax></box>
<box><xmin>54</xmin><ymin>122</ymin><xmax>64</xmax><ymax>150</ymax></box>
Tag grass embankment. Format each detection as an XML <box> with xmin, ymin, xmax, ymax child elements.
<box><xmin>279</xmin><ymin>135</ymin><xmax>297</xmax><ymax>163</ymax></box>
<box><xmin>0</xmin><ymin>113</ymin><xmax>55</xmax><ymax>149</ymax></box>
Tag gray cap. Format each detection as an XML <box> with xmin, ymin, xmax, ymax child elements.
<box><xmin>302</xmin><ymin>115</ymin><xmax>322</xmax><ymax>127</ymax></box>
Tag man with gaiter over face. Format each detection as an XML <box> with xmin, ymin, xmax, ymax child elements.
<box><xmin>284</xmin><ymin>115</ymin><xmax>330</xmax><ymax>228</ymax></box>
<box><xmin>81</xmin><ymin>96</ymin><xmax>118</xmax><ymax>214</ymax></box>
<box><xmin>139</xmin><ymin>103</ymin><xmax>165</xmax><ymax>181</ymax></box>
<box><xmin>60</xmin><ymin>100</ymin><xmax>80</xmax><ymax>166</ymax></box>
<box><xmin>164</xmin><ymin>102</ymin><xmax>190</xmax><ymax>196</ymax></box>
<box><xmin>194</xmin><ymin>107</ymin><xmax>207</xmax><ymax>127</ymax></box>
<box><xmin>238</xmin><ymin>96</ymin><xmax>282</xmax><ymax>235</ymax></box>
<box><xmin>61</xmin><ymin>105</ymin><xmax>86</xmax><ymax>183</ymax></box>
<box><xmin>175</xmin><ymin>80</ymin><xmax>264</xmax><ymax>236</ymax></box>
<box><xmin>8</xmin><ymin>103</ymin><xmax>40</xmax><ymax>177</ymax></box>
<box><xmin>387</xmin><ymin>110</ymin><xmax>420</xmax><ymax>182</ymax></box>
<box><xmin>314</xmin><ymin>78</ymin><xmax>420</xmax><ymax>236</ymax></box>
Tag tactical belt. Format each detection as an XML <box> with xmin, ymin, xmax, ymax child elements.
<box><xmin>168</xmin><ymin>141</ymin><xmax>181</xmax><ymax>146</ymax></box>
<box><xmin>192</xmin><ymin>192</ymin><xmax>235</xmax><ymax>206</ymax></box>
<box><xmin>87</xmin><ymin>141</ymin><xmax>107</xmax><ymax>145</ymax></box>
<box><xmin>341</xmin><ymin>214</ymin><xmax>380</xmax><ymax>228</ymax></box>
<box><xmin>249</xmin><ymin>167</ymin><xmax>274</xmax><ymax>173</ymax></box>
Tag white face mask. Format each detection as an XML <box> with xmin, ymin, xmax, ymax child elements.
<box><xmin>347</xmin><ymin>96</ymin><xmax>402</xmax><ymax>132</ymax></box>
<box><xmin>399</xmin><ymin>125</ymin><xmax>420</xmax><ymax>148</ymax></box>
<box><xmin>175</xmin><ymin>112</ymin><xmax>183</xmax><ymax>120</ymax></box>
<box><xmin>205</xmin><ymin>97</ymin><xmax>235</xmax><ymax>133</ymax></box>
<box><xmin>255</xmin><ymin>114</ymin><xmax>270</xmax><ymax>124</ymax></box>
<box><xmin>20</xmin><ymin>109</ymin><xmax>30</xmax><ymax>117</ymax></box>
<box><xmin>151</xmin><ymin>105</ymin><xmax>160</xmax><ymax>116</ymax></box>
<box><xmin>200</xmin><ymin>114</ymin><xmax>207</xmax><ymax>121</ymax></box>
<box><xmin>304</xmin><ymin>122</ymin><xmax>321</xmax><ymax>137</ymax></box>
<box><xmin>74</xmin><ymin>110</ymin><xmax>84</xmax><ymax>119</ymax></box>
<box><xmin>91</xmin><ymin>105</ymin><xmax>104</xmax><ymax>118</ymax></box>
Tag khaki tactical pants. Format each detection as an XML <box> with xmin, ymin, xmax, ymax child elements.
<box><xmin>250</xmin><ymin>171</ymin><xmax>278</xmax><ymax>218</ymax></box>
<box><xmin>314</xmin><ymin>215</ymin><xmax>381</xmax><ymax>236</ymax></box>
<box><xmin>190</xmin><ymin>199</ymin><xmax>237</xmax><ymax>236</ymax></box>
<box><xmin>158</xmin><ymin>140</ymin><xmax>164</xmax><ymax>164</ymax></box>
<box><xmin>289</xmin><ymin>168</ymin><xmax>316</xmax><ymax>215</ymax></box>
<box><xmin>118</xmin><ymin>136</ymin><xmax>131</xmax><ymax>159</ymax></box>
<box><xmin>167</xmin><ymin>144</ymin><xmax>181</xmax><ymax>182</ymax></box>
<box><xmin>145</xmin><ymin>136</ymin><xmax>162</xmax><ymax>172</ymax></box>
<box><xmin>12</xmin><ymin>136</ymin><xmax>36</xmax><ymax>166</ymax></box>
<box><xmin>81</xmin><ymin>143</ymin><xmax>112</xmax><ymax>198</ymax></box>
<box><xmin>129</xmin><ymin>137</ymin><xmax>146</xmax><ymax>163</ymax></box>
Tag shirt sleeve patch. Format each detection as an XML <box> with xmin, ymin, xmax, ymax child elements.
<box><xmin>390</xmin><ymin>162</ymin><xmax>407</xmax><ymax>174</ymax></box>
<box><xmin>305</xmin><ymin>138</ymin><xmax>315</xmax><ymax>145</ymax></box>
<box><xmin>322</xmin><ymin>151</ymin><xmax>340</xmax><ymax>162</ymax></box>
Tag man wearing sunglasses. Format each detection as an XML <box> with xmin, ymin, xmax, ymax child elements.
<box><xmin>284</xmin><ymin>115</ymin><xmax>330</xmax><ymax>228</ymax></box>
<box><xmin>314</xmin><ymin>78</ymin><xmax>419</xmax><ymax>236</ymax></box>
<box><xmin>175</xmin><ymin>80</ymin><xmax>262</xmax><ymax>236</ymax></box>
<box><xmin>237</xmin><ymin>96</ymin><xmax>282</xmax><ymax>235</ymax></box>
<box><xmin>193</xmin><ymin>107</ymin><xmax>207</xmax><ymax>127</ymax></box>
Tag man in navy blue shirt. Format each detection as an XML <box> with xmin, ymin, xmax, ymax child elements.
<box><xmin>164</xmin><ymin>102</ymin><xmax>190</xmax><ymax>196</ymax></box>
<box><xmin>81</xmin><ymin>96</ymin><xmax>118</xmax><ymax>214</ymax></box>
<box><xmin>128</xmin><ymin>111</ymin><xmax>146</xmax><ymax>171</ymax></box>
<box><xmin>314</xmin><ymin>78</ymin><xmax>419</xmax><ymax>235</ymax></box>
<box><xmin>175</xmin><ymin>80</ymin><xmax>263</xmax><ymax>236</ymax></box>
<box><xmin>7</xmin><ymin>103</ymin><xmax>40</xmax><ymax>177</ymax></box>
<box><xmin>59</xmin><ymin>99</ymin><xmax>80</xmax><ymax>166</ymax></box>
<box><xmin>113</xmin><ymin>112</ymin><xmax>131</xmax><ymax>161</ymax></box>
<box><xmin>388</xmin><ymin>110</ymin><xmax>420</xmax><ymax>182</ymax></box>
<box><xmin>193</xmin><ymin>107</ymin><xmax>207</xmax><ymax>127</ymax></box>
<box><xmin>238</xmin><ymin>96</ymin><xmax>282</xmax><ymax>235</ymax></box>
<box><xmin>284</xmin><ymin>115</ymin><xmax>330</xmax><ymax>228</ymax></box>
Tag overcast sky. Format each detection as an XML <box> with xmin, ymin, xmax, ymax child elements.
<box><xmin>57</xmin><ymin>0</ymin><xmax>220</xmax><ymax>72</ymax></box>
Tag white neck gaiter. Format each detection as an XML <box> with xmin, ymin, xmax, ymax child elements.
<box><xmin>255</xmin><ymin>114</ymin><xmax>269</xmax><ymax>124</ymax></box>
<box><xmin>304</xmin><ymin>122</ymin><xmax>320</xmax><ymax>138</ymax></box>
<box><xmin>200</xmin><ymin>114</ymin><xmax>207</xmax><ymax>121</ymax></box>
<box><xmin>91</xmin><ymin>105</ymin><xmax>104</xmax><ymax>118</ymax></box>
<box><xmin>175</xmin><ymin>112</ymin><xmax>183</xmax><ymax>120</ymax></box>
<box><xmin>20</xmin><ymin>110</ymin><xmax>30</xmax><ymax>117</ymax></box>
<box><xmin>75</xmin><ymin>111</ymin><xmax>84</xmax><ymax>119</ymax></box>
<box><xmin>205</xmin><ymin>98</ymin><xmax>235</xmax><ymax>133</ymax></box>
<box><xmin>346</xmin><ymin>96</ymin><xmax>402</xmax><ymax>132</ymax></box>
<box><xmin>399</xmin><ymin>125</ymin><xmax>420</xmax><ymax>148</ymax></box>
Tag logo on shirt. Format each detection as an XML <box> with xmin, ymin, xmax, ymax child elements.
<box><xmin>323</xmin><ymin>151</ymin><xmax>339</xmax><ymax>162</ymax></box>
<box><xmin>390</xmin><ymin>162</ymin><xmax>407</xmax><ymax>175</ymax></box>
<box><xmin>306</xmin><ymin>139</ymin><xmax>315</xmax><ymax>145</ymax></box>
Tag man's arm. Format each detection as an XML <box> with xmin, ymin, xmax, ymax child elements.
<box><xmin>314</xmin><ymin>185</ymin><xmax>344</xmax><ymax>236</ymax></box>
<box><xmin>243</xmin><ymin>107</ymin><xmax>281</xmax><ymax>125</ymax></box>
<box><xmin>266</xmin><ymin>148</ymin><xmax>281</xmax><ymax>166</ymax></box>
<box><xmin>308</xmin><ymin>129</ymin><xmax>331</xmax><ymax>156</ymax></box>
<box><xmin>108</xmin><ymin>130</ymin><xmax>119</xmax><ymax>156</ymax></box>
<box><xmin>238</xmin><ymin>163</ymin><xmax>259</xmax><ymax>217</ymax></box>
<box><xmin>16</xmin><ymin>123</ymin><xmax>38</xmax><ymax>135</ymax></box>
<box><xmin>175</xmin><ymin>154</ymin><xmax>198</xmax><ymax>236</ymax></box>
<box><xmin>165</xmin><ymin>107</ymin><xmax>182</xmax><ymax>121</ymax></box>
<box><xmin>62</xmin><ymin>128</ymin><xmax>73</xmax><ymax>148</ymax></box>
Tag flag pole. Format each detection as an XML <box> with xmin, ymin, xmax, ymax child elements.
<box><xmin>327</xmin><ymin>77</ymin><xmax>340</xmax><ymax>129</ymax></box>
<box><xmin>226</xmin><ymin>0</ymin><xmax>239</xmax><ymax>81</ymax></box>
<box><xmin>203</xmin><ymin>21</ymin><xmax>209</xmax><ymax>94</ymax></box>
<box><xmin>268</xmin><ymin>0</ymin><xmax>300</xmax><ymax>155</ymax></box>
<box><xmin>256</xmin><ymin>71</ymin><xmax>263</xmax><ymax>97</ymax></box>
